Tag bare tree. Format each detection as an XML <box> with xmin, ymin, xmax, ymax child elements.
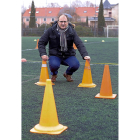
<box><xmin>21</xmin><ymin>5</ymin><xmax>27</xmax><ymax>14</ymax></box>
<box><xmin>81</xmin><ymin>1</ymin><xmax>95</xmax><ymax>7</ymax></box>
<box><xmin>47</xmin><ymin>3</ymin><xmax>61</xmax><ymax>7</ymax></box>
<box><xmin>58</xmin><ymin>5</ymin><xmax>80</xmax><ymax>22</ymax></box>
<box><xmin>71</xmin><ymin>0</ymin><xmax>83</xmax><ymax>7</ymax></box>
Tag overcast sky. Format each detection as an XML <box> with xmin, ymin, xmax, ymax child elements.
<box><xmin>22</xmin><ymin>0</ymin><xmax>119</xmax><ymax>8</ymax></box>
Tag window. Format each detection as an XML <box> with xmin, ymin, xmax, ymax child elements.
<box><xmin>29</xmin><ymin>11</ymin><xmax>31</xmax><ymax>13</ymax></box>
<box><xmin>26</xmin><ymin>18</ymin><xmax>29</xmax><ymax>21</ymax></box>
<box><xmin>44</xmin><ymin>18</ymin><xmax>46</xmax><ymax>21</ymax></box>
<box><xmin>84</xmin><ymin>11</ymin><xmax>87</xmax><ymax>13</ymax></box>
<box><xmin>109</xmin><ymin>12</ymin><xmax>112</xmax><ymax>17</ymax></box>
<box><xmin>52</xmin><ymin>18</ymin><xmax>54</xmax><ymax>21</ymax></box>
<box><xmin>36</xmin><ymin>11</ymin><xmax>39</xmax><ymax>13</ymax></box>
<box><xmin>49</xmin><ymin>11</ymin><xmax>52</xmax><ymax>13</ymax></box>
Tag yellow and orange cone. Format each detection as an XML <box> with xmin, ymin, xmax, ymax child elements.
<box><xmin>95</xmin><ymin>65</ymin><xmax>117</xmax><ymax>99</ymax></box>
<box><xmin>78</xmin><ymin>60</ymin><xmax>96</xmax><ymax>88</ymax></box>
<box><xmin>35</xmin><ymin>61</ymin><xmax>54</xmax><ymax>86</ymax></box>
<box><xmin>30</xmin><ymin>79</ymin><xmax>68</xmax><ymax>134</ymax></box>
<box><xmin>35</xmin><ymin>39</ymin><xmax>39</xmax><ymax>49</ymax></box>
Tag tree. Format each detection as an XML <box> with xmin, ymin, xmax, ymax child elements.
<box><xmin>29</xmin><ymin>1</ymin><xmax>36</xmax><ymax>28</ymax></box>
<box><xmin>58</xmin><ymin>6</ymin><xmax>80</xmax><ymax>22</ymax></box>
<box><xmin>86</xmin><ymin>16</ymin><xmax>88</xmax><ymax>26</ymax></box>
<box><xmin>71</xmin><ymin>0</ymin><xmax>83</xmax><ymax>7</ymax></box>
<box><xmin>98</xmin><ymin>0</ymin><xmax>105</xmax><ymax>36</ymax></box>
<box><xmin>47</xmin><ymin>3</ymin><xmax>60</xmax><ymax>7</ymax></box>
<box><xmin>83</xmin><ymin>1</ymin><xmax>94</xmax><ymax>7</ymax></box>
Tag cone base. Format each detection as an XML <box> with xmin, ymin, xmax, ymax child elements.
<box><xmin>30</xmin><ymin>124</ymin><xmax>68</xmax><ymax>135</ymax></box>
<box><xmin>95</xmin><ymin>93</ymin><xmax>117</xmax><ymax>99</ymax></box>
<box><xmin>78</xmin><ymin>83</ymin><xmax>96</xmax><ymax>88</ymax></box>
<box><xmin>35</xmin><ymin>81</ymin><xmax>55</xmax><ymax>86</ymax></box>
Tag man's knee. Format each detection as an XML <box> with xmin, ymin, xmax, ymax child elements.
<box><xmin>71</xmin><ymin>61</ymin><xmax>80</xmax><ymax>70</ymax></box>
<box><xmin>49</xmin><ymin>62</ymin><xmax>60</xmax><ymax>70</ymax></box>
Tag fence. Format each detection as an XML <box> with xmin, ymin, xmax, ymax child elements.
<box><xmin>22</xmin><ymin>26</ymin><xmax>118</xmax><ymax>37</ymax></box>
<box><xmin>22</xmin><ymin>28</ymin><xmax>45</xmax><ymax>36</ymax></box>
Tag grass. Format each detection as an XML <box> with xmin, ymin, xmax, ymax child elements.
<box><xmin>22</xmin><ymin>37</ymin><xmax>118</xmax><ymax>140</ymax></box>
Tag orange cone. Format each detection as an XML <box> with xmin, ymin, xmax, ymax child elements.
<box><xmin>73</xmin><ymin>43</ymin><xmax>77</xmax><ymax>49</ymax></box>
<box><xmin>78</xmin><ymin>60</ymin><xmax>96</xmax><ymax>88</ymax></box>
<box><xmin>35</xmin><ymin>39</ymin><xmax>39</xmax><ymax>49</ymax></box>
<box><xmin>30</xmin><ymin>79</ymin><xmax>68</xmax><ymax>134</ymax></box>
<box><xmin>95</xmin><ymin>65</ymin><xmax>117</xmax><ymax>99</ymax></box>
<box><xmin>35</xmin><ymin>61</ymin><xmax>55</xmax><ymax>86</ymax></box>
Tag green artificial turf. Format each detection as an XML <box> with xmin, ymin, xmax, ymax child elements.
<box><xmin>22</xmin><ymin>37</ymin><xmax>118</xmax><ymax>140</ymax></box>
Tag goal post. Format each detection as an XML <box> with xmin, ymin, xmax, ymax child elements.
<box><xmin>104</xmin><ymin>25</ymin><xmax>119</xmax><ymax>38</ymax></box>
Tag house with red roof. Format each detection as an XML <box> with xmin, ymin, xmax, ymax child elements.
<box><xmin>23</xmin><ymin>7</ymin><xmax>99</xmax><ymax>28</ymax></box>
<box><xmin>75</xmin><ymin>7</ymin><xmax>99</xmax><ymax>22</ymax></box>
<box><xmin>23</xmin><ymin>7</ymin><xmax>62</xmax><ymax>28</ymax></box>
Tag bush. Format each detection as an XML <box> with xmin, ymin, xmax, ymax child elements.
<box><xmin>75</xmin><ymin>25</ymin><xmax>93</xmax><ymax>37</ymax></box>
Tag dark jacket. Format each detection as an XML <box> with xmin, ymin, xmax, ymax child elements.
<box><xmin>38</xmin><ymin>21</ymin><xmax>88</xmax><ymax>59</ymax></box>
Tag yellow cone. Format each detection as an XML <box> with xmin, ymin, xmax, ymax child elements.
<box><xmin>35</xmin><ymin>61</ymin><xmax>54</xmax><ymax>86</ymax></box>
<box><xmin>35</xmin><ymin>39</ymin><xmax>39</xmax><ymax>49</ymax></box>
<box><xmin>78</xmin><ymin>60</ymin><xmax>96</xmax><ymax>88</ymax></box>
<box><xmin>95</xmin><ymin>65</ymin><xmax>117</xmax><ymax>99</ymax></box>
<box><xmin>30</xmin><ymin>79</ymin><xmax>68</xmax><ymax>134</ymax></box>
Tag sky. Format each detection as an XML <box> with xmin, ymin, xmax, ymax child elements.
<box><xmin>22</xmin><ymin>0</ymin><xmax>119</xmax><ymax>9</ymax></box>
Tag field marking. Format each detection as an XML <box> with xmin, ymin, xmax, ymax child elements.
<box><xmin>80</xmin><ymin>62</ymin><xmax>118</xmax><ymax>66</ymax></box>
<box><xmin>22</xmin><ymin>60</ymin><xmax>42</xmax><ymax>63</ymax></box>
<box><xmin>91</xmin><ymin>63</ymin><xmax>118</xmax><ymax>65</ymax></box>
<box><xmin>22</xmin><ymin>76</ymin><xmax>39</xmax><ymax>83</ymax></box>
<box><xmin>22</xmin><ymin>75</ymin><xmax>36</xmax><ymax>76</ymax></box>
<box><xmin>83</xmin><ymin>41</ymin><xmax>118</xmax><ymax>45</ymax></box>
<box><xmin>22</xmin><ymin>49</ymin><xmax>38</xmax><ymax>51</ymax></box>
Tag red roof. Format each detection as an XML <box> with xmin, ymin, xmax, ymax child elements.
<box><xmin>23</xmin><ymin>7</ymin><xmax>63</xmax><ymax>17</ymax></box>
<box><xmin>23</xmin><ymin>7</ymin><xmax>99</xmax><ymax>17</ymax></box>
<box><xmin>75</xmin><ymin>7</ymin><xmax>99</xmax><ymax>17</ymax></box>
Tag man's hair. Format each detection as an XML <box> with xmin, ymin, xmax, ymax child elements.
<box><xmin>58</xmin><ymin>14</ymin><xmax>69</xmax><ymax>21</ymax></box>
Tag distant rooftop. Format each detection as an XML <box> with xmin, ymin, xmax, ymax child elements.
<box><xmin>89</xmin><ymin>17</ymin><xmax>115</xmax><ymax>21</ymax></box>
<box><xmin>103</xmin><ymin>0</ymin><xmax>118</xmax><ymax>9</ymax></box>
<box><xmin>103</xmin><ymin>0</ymin><xmax>111</xmax><ymax>9</ymax></box>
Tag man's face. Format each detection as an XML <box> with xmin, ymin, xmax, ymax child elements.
<box><xmin>58</xmin><ymin>15</ymin><xmax>68</xmax><ymax>29</ymax></box>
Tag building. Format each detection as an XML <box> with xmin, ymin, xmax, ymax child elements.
<box><xmin>22</xmin><ymin>0</ymin><xmax>118</xmax><ymax>28</ymax></box>
<box><xmin>23</xmin><ymin>7</ymin><xmax>62</xmax><ymax>28</ymax></box>
<box><xmin>88</xmin><ymin>0</ymin><xmax>119</xmax><ymax>28</ymax></box>
<box><xmin>104</xmin><ymin>0</ymin><xmax>119</xmax><ymax>24</ymax></box>
<box><xmin>75</xmin><ymin>7</ymin><xmax>99</xmax><ymax>22</ymax></box>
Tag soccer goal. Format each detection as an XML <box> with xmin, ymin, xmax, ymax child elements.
<box><xmin>104</xmin><ymin>25</ymin><xmax>119</xmax><ymax>38</ymax></box>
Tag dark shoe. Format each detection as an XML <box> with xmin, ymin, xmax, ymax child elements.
<box><xmin>63</xmin><ymin>73</ymin><xmax>73</xmax><ymax>82</ymax></box>
<box><xmin>51</xmin><ymin>75</ymin><xmax>57</xmax><ymax>82</ymax></box>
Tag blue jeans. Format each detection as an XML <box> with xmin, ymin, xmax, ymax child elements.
<box><xmin>48</xmin><ymin>56</ymin><xmax>80</xmax><ymax>75</ymax></box>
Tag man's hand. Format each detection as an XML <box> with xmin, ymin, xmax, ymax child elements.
<box><xmin>84</xmin><ymin>56</ymin><xmax>91</xmax><ymax>62</ymax></box>
<box><xmin>41</xmin><ymin>55</ymin><xmax>49</xmax><ymax>61</ymax></box>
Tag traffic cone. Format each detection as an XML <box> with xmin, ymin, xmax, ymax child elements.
<box><xmin>35</xmin><ymin>61</ymin><xmax>55</xmax><ymax>86</ymax></box>
<box><xmin>73</xmin><ymin>43</ymin><xmax>77</xmax><ymax>49</ymax></box>
<box><xmin>95</xmin><ymin>65</ymin><xmax>117</xmax><ymax>99</ymax></box>
<box><xmin>35</xmin><ymin>39</ymin><xmax>39</xmax><ymax>49</ymax></box>
<box><xmin>78</xmin><ymin>60</ymin><xmax>96</xmax><ymax>88</ymax></box>
<box><xmin>30</xmin><ymin>79</ymin><xmax>68</xmax><ymax>134</ymax></box>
